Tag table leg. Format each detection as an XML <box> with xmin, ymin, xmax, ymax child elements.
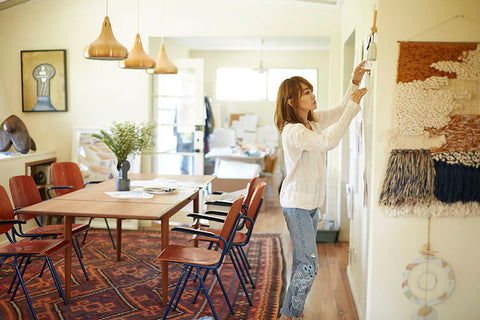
<box><xmin>64</xmin><ymin>215</ymin><xmax>73</xmax><ymax>301</ymax></box>
<box><xmin>161</xmin><ymin>216</ymin><xmax>169</xmax><ymax>307</ymax></box>
<box><xmin>194</xmin><ymin>191</ymin><xmax>199</xmax><ymax>213</ymax></box>
<box><xmin>116</xmin><ymin>219</ymin><xmax>122</xmax><ymax>262</ymax></box>
<box><xmin>193</xmin><ymin>192</ymin><xmax>200</xmax><ymax>247</ymax></box>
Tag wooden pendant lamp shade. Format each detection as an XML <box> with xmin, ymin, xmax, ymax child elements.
<box><xmin>118</xmin><ymin>33</ymin><xmax>156</xmax><ymax>69</ymax></box>
<box><xmin>147</xmin><ymin>44</ymin><xmax>178</xmax><ymax>74</ymax></box>
<box><xmin>83</xmin><ymin>0</ymin><xmax>176</xmax><ymax>72</ymax></box>
<box><xmin>118</xmin><ymin>0</ymin><xmax>155</xmax><ymax>70</ymax></box>
<box><xmin>83</xmin><ymin>16</ymin><xmax>128</xmax><ymax>60</ymax></box>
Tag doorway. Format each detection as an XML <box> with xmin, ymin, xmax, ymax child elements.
<box><xmin>150</xmin><ymin>58</ymin><xmax>205</xmax><ymax>175</ymax></box>
<box><xmin>338</xmin><ymin>30</ymin><xmax>355</xmax><ymax>241</ymax></box>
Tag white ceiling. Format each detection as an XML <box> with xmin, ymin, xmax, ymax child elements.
<box><xmin>0</xmin><ymin>0</ymin><xmax>339</xmax><ymax>11</ymax></box>
<box><xmin>1</xmin><ymin>0</ymin><xmax>336</xmax><ymax>51</ymax></box>
<box><xmin>168</xmin><ymin>36</ymin><xmax>330</xmax><ymax>51</ymax></box>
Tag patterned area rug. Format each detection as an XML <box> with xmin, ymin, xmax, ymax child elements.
<box><xmin>0</xmin><ymin>229</ymin><xmax>284</xmax><ymax>319</ymax></box>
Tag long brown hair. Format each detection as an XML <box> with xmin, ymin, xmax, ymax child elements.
<box><xmin>274</xmin><ymin>76</ymin><xmax>315</xmax><ymax>133</ymax></box>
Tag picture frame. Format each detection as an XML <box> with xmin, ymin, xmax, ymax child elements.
<box><xmin>71</xmin><ymin>127</ymin><xmax>116</xmax><ymax>183</ymax></box>
<box><xmin>21</xmin><ymin>49</ymin><xmax>67</xmax><ymax>112</ymax></box>
<box><xmin>71</xmin><ymin>127</ymin><xmax>141</xmax><ymax>182</ymax></box>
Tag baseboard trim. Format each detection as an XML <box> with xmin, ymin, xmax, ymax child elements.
<box><xmin>347</xmin><ymin>264</ymin><xmax>365</xmax><ymax>320</ymax></box>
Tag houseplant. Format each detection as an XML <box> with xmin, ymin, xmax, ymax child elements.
<box><xmin>92</xmin><ymin>121</ymin><xmax>155</xmax><ymax>191</ymax></box>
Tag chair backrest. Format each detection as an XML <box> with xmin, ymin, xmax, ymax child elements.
<box><xmin>243</xmin><ymin>174</ymin><xmax>259</xmax><ymax>205</ymax></box>
<box><xmin>9</xmin><ymin>175</ymin><xmax>42</xmax><ymax>221</ymax></box>
<box><xmin>0</xmin><ymin>186</ymin><xmax>15</xmax><ymax>235</ymax></box>
<box><xmin>219</xmin><ymin>195</ymin><xmax>244</xmax><ymax>250</ymax></box>
<box><xmin>245</xmin><ymin>182</ymin><xmax>266</xmax><ymax>231</ymax></box>
<box><xmin>51</xmin><ymin>162</ymin><xmax>85</xmax><ymax>196</ymax></box>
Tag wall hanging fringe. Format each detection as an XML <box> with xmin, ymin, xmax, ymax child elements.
<box><xmin>433</xmin><ymin>155</ymin><xmax>480</xmax><ymax>204</ymax></box>
<box><xmin>385</xmin><ymin>199</ymin><xmax>480</xmax><ymax>218</ymax></box>
<box><xmin>379</xmin><ymin>149</ymin><xmax>435</xmax><ymax>207</ymax></box>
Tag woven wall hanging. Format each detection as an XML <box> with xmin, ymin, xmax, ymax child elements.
<box><xmin>380</xmin><ymin>41</ymin><xmax>480</xmax><ymax>217</ymax></box>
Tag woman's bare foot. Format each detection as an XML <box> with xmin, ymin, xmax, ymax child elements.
<box><xmin>278</xmin><ymin>314</ymin><xmax>293</xmax><ymax>320</ymax></box>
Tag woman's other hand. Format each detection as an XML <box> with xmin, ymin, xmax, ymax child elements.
<box><xmin>352</xmin><ymin>60</ymin><xmax>370</xmax><ymax>85</ymax></box>
<box><xmin>351</xmin><ymin>88</ymin><xmax>367</xmax><ymax>104</ymax></box>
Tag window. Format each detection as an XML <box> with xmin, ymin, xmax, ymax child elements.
<box><xmin>216</xmin><ymin>67</ymin><xmax>318</xmax><ymax>101</ymax></box>
<box><xmin>216</xmin><ymin>68</ymin><xmax>267</xmax><ymax>100</ymax></box>
<box><xmin>267</xmin><ymin>69</ymin><xmax>318</xmax><ymax>101</ymax></box>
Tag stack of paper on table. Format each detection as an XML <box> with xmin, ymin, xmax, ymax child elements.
<box><xmin>206</xmin><ymin>188</ymin><xmax>246</xmax><ymax>204</ymax></box>
<box><xmin>105</xmin><ymin>190</ymin><xmax>154</xmax><ymax>199</ymax></box>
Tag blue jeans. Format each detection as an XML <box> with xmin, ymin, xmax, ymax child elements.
<box><xmin>280</xmin><ymin>207</ymin><xmax>319</xmax><ymax>318</ymax></box>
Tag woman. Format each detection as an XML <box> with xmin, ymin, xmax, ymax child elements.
<box><xmin>275</xmin><ymin>61</ymin><xmax>368</xmax><ymax>320</ymax></box>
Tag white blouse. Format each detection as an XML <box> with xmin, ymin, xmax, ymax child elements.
<box><xmin>279</xmin><ymin>83</ymin><xmax>360</xmax><ymax>210</ymax></box>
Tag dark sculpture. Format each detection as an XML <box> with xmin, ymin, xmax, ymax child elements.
<box><xmin>0</xmin><ymin>115</ymin><xmax>36</xmax><ymax>154</ymax></box>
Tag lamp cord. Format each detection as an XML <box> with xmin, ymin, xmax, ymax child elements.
<box><xmin>161</xmin><ymin>0</ymin><xmax>166</xmax><ymax>44</ymax></box>
<box><xmin>137</xmin><ymin>0</ymin><xmax>140</xmax><ymax>33</ymax></box>
<box><xmin>423</xmin><ymin>217</ymin><xmax>432</xmax><ymax>309</ymax></box>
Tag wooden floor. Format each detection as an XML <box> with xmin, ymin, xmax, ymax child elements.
<box><xmin>144</xmin><ymin>201</ymin><xmax>359</xmax><ymax>320</ymax></box>
<box><xmin>254</xmin><ymin>204</ymin><xmax>359</xmax><ymax>320</ymax></box>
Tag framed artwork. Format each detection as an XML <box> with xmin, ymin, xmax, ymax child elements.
<box><xmin>71</xmin><ymin>128</ymin><xmax>117</xmax><ymax>183</ymax></box>
<box><xmin>71</xmin><ymin>127</ymin><xmax>141</xmax><ymax>182</ymax></box>
<box><xmin>21</xmin><ymin>49</ymin><xmax>67</xmax><ymax>112</ymax></box>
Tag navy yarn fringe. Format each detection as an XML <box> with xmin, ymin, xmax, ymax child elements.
<box><xmin>434</xmin><ymin>160</ymin><xmax>480</xmax><ymax>203</ymax></box>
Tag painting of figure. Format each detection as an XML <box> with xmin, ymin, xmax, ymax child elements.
<box><xmin>21</xmin><ymin>49</ymin><xmax>67</xmax><ymax>112</ymax></box>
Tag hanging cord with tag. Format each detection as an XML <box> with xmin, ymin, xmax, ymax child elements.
<box><xmin>404</xmin><ymin>14</ymin><xmax>480</xmax><ymax>42</ymax></box>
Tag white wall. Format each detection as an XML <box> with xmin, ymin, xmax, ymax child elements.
<box><xmin>336</xmin><ymin>0</ymin><xmax>480</xmax><ymax>319</ymax></box>
<box><xmin>0</xmin><ymin>0</ymin><xmax>149</xmax><ymax>162</ymax></box>
<box><xmin>338</xmin><ymin>1</ymin><xmax>377</xmax><ymax>319</ymax></box>
<box><xmin>0</xmin><ymin>0</ymin><xmax>339</xmax><ymax>163</ymax></box>
<box><xmin>0</xmin><ymin>73</ymin><xmax>8</xmax><ymax>123</ymax></box>
<box><xmin>368</xmin><ymin>0</ymin><xmax>480</xmax><ymax>319</ymax></box>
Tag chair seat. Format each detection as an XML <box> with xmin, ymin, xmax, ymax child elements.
<box><xmin>24</xmin><ymin>223</ymin><xmax>89</xmax><ymax>236</ymax></box>
<box><xmin>0</xmin><ymin>239</ymin><xmax>69</xmax><ymax>256</ymax></box>
<box><xmin>155</xmin><ymin>245</ymin><xmax>222</xmax><ymax>266</ymax></box>
<box><xmin>194</xmin><ymin>227</ymin><xmax>247</xmax><ymax>245</ymax></box>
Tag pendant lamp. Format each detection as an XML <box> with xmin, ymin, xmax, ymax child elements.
<box><xmin>118</xmin><ymin>0</ymin><xmax>155</xmax><ymax>69</ymax></box>
<box><xmin>83</xmin><ymin>1</ymin><xmax>128</xmax><ymax>60</ymax></box>
<box><xmin>147</xmin><ymin>43</ymin><xmax>178</xmax><ymax>74</ymax></box>
<box><xmin>118</xmin><ymin>33</ymin><xmax>156</xmax><ymax>69</ymax></box>
<box><xmin>146</xmin><ymin>1</ymin><xmax>177</xmax><ymax>74</ymax></box>
<box><xmin>255</xmin><ymin>38</ymin><xmax>266</xmax><ymax>74</ymax></box>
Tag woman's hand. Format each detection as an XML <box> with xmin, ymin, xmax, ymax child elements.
<box><xmin>351</xmin><ymin>88</ymin><xmax>367</xmax><ymax>104</ymax></box>
<box><xmin>352</xmin><ymin>60</ymin><xmax>370</xmax><ymax>86</ymax></box>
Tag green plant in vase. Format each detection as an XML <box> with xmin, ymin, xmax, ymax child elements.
<box><xmin>92</xmin><ymin>121</ymin><xmax>155</xmax><ymax>191</ymax></box>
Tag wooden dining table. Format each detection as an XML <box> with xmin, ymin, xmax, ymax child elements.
<box><xmin>16</xmin><ymin>173</ymin><xmax>216</xmax><ymax>306</ymax></box>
